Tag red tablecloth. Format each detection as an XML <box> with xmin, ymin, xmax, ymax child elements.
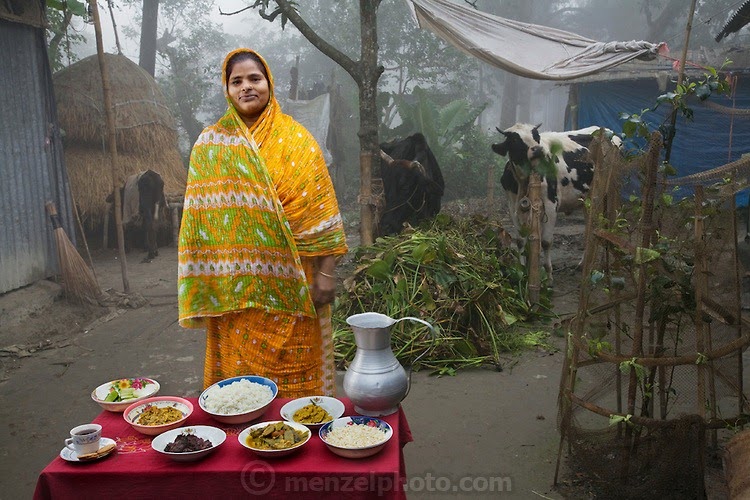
<box><xmin>34</xmin><ymin>398</ymin><xmax>411</xmax><ymax>500</ymax></box>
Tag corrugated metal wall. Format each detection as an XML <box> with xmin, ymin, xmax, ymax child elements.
<box><xmin>0</xmin><ymin>17</ymin><xmax>75</xmax><ymax>294</ymax></box>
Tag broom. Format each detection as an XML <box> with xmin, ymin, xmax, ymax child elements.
<box><xmin>45</xmin><ymin>201</ymin><xmax>101</xmax><ymax>305</ymax></box>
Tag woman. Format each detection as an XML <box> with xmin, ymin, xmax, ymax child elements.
<box><xmin>178</xmin><ymin>48</ymin><xmax>348</xmax><ymax>398</ymax></box>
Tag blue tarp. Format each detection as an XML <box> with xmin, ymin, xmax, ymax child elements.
<box><xmin>573</xmin><ymin>75</ymin><xmax>750</xmax><ymax>205</ymax></box>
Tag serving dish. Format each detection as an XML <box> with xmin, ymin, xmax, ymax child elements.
<box><xmin>59</xmin><ymin>437</ymin><xmax>117</xmax><ymax>463</ymax></box>
<box><xmin>91</xmin><ymin>377</ymin><xmax>160</xmax><ymax>412</ymax></box>
<box><xmin>319</xmin><ymin>416</ymin><xmax>392</xmax><ymax>459</ymax></box>
<box><xmin>238</xmin><ymin>420</ymin><xmax>311</xmax><ymax>458</ymax></box>
<box><xmin>280</xmin><ymin>395</ymin><xmax>345</xmax><ymax>428</ymax></box>
<box><xmin>123</xmin><ymin>396</ymin><xmax>193</xmax><ymax>436</ymax></box>
<box><xmin>199</xmin><ymin>375</ymin><xmax>277</xmax><ymax>425</ymax></box>
<box><xmin>151</xmin><ymin>425</ymin><xmax>226</xmax><ymax>462</ymax></box>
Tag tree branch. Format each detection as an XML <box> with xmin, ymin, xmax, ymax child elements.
<box><xmin>273</xmin><ymin>0</ymin><xmax>361</xmax><ymax>79</ymax></box>
<box><xmin>218</xmin><ymin>5</ymin><xmax>254</xmax><ymax>16</ymax></box>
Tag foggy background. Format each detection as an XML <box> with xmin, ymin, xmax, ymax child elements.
<box><xmin>47</xmin><ymin>0</ymin><xmax>748</xmax><ymax>207</ymax></box>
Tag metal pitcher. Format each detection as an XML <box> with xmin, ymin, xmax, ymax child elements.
<box><xmin>343</xmin><ymin>312</ymin><xmax>436</xmax><ymax>416</ymax></box>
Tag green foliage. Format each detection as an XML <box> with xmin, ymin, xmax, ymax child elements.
<box><xmin>47</xmin><ymin>0</ymin><xmax>86</xmax><ymax>16</ymax></box>
<box><xmin>619</xmin><ymin>358</ymin><xmax>647</xmax><ymax>381</ymax></box>
<box><xmin>383</xmin><ymin>87</ymin><xmax>493</xmax><ymax>200</ymax></box>
<box><xmin>618</xmin><ymin>61</ymin><xmax>732</xmax><ymax>155</ymax></box>
<box><xmin>45</xmin><ymin>0</ymin><xmax>88</xmax><ymax>72</ymax></box>
<box><xmin>385</xmin><ymin>86</ymin><xmax>486</xmax><ymax>161</ymax></box>
<box><xmin>440</xmin><ymin>125</ymin><xmax>505</xmax><ymax>201</ymax></box>
<box><xmin>333</xmin><ymin>214</ymin><xmax>553</xmax><ymax>373</ymax></box>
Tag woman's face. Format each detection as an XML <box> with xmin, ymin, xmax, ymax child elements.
<box><xmin>227</xmin><ymin>58</ymin><xmax>270</xmax><ymax>126</ymax></box>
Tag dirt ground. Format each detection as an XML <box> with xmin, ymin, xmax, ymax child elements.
<box><xmin>0</xmin><ymin>204</ymin><xmax>732</xmax><ymax>499</ymax></box>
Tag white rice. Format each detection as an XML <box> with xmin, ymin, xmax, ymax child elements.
<box><xmin>325</xmin><ymin>424</ymin><xmax>388</xmax><ymax>448</ymax></box>
<box><xmin>204</xmin><ymin>379</ymin><xmax>273</xmax><ymax>415</ymax></box>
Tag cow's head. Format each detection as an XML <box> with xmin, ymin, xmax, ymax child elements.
<box><xmin>491</xmin><ymin>123</ymin><xmax>544</xmax><ymax>167</ymax></box>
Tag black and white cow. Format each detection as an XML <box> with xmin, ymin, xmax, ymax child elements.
<box><xmin>378</xmin><ymin>133</ymin><xmax>445</xmax><ymax>236</ymax></box>
<box><xmin>492</xmin><ymin>123</ymin><xmax>621</xmax><ymax>281</ymax></box>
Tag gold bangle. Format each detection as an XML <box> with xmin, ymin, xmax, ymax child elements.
<box><xmin>318</xmin><ymin>271</ymin><xmax>336</xmax><ymax>279</ymax></box>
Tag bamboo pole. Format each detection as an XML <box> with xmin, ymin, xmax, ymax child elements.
<box><xmin>693</xmin><ymin>185</ymin><xmax>707</xmax><ymax>499</ymax></box>
<box><xmin>663</xmin><ymin>0</ymin><xmax>697</xmax><ymax>164</ymax></box>
<box><xmin>732</xmin><ymin>195</ymin><xmax>745</xmax><ymax>416</ymax></box>
<box><xmin>88</xmin><ymin>0</ymin><xmax>129</xmax><ymax>293</ymax></box>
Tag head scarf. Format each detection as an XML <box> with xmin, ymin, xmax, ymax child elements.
<box><xmin>177</xmin><ymin>49</ymin><xmax>347</xmax><ymax>328</ymax></box>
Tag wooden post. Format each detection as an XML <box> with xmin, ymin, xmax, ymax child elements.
<box><xmin>664</xmin><ymin>0</ymin><xmax>697</xmax><ymax>164</ymax></box>
<box><xmin>527</xmin><ymin>172</ymin><xmax>542</xmax><ymax>305</ymax></box>
<box><xmin>103</xmin><ymin>201</ymin><xmax>111</xmax><ymax>250</ymax></box>
<box><xmin>171</xmin><ymin>204</ymin><xmax>180</xmax><ymax>247</ymax></box>
<box><xmin>290</xmin><ymin>54</ymin><xmax>300</xmax><ymax>100</ymax></box>
<box><xmin>693</xmin><ymin>185</ymin><xmax>708</xmax><ymax>498</ymax></box>
<box><xmin>89</xmin><ymin>0</ymin><xmax>129</xmax><ymax>293</ymax></box>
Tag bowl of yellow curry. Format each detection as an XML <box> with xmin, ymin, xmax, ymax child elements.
<box><xmin>238</xmin><ymin>420</ymin><xmax>311</xmax><ymax>458</ymax></box>
<box><xmin>279</xmin><ymin>396</ymin><xmax>345</xmax><ymax>429</ymax></box>
<box><xmin>123</xmin><ymin>396</ymin><xmax>193</xmax><ymax>436</ymax></box>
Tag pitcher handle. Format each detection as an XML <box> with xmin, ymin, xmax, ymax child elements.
<box><xmin>393</xmin><ymin>317</ymin><xmax>437</xmax><ymax>367</ymax></box>
<box><xmin>394</xmin><ymin>317</ymin><xmax>436</xmax><ymax>402</ymax></box>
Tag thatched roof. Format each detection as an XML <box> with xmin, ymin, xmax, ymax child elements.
<box><xmin>54</xmin><ymin>53</ymin><xmax>186</xmax><ymax>225</ymax></box>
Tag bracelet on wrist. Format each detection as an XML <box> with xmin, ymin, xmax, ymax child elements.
<box><xmin>318</xmin><ymin>271</ymin><xmax>336</xmax><ymax>279</ymax></box>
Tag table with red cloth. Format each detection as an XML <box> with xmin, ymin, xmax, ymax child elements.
<box><xmin>34</xmin><ymin>397</ymin><xmax>411</xmax><ymax>500</ymax></box>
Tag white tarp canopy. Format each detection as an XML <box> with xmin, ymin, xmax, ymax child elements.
<box><xmin>283</xmin><ymin>93</ymin><xmax>333</xmax><ymax>165</ymax></box>
<box><xmin>406</xmin><ymin>0</ymin><xmax>665</xmax><ymax>81</ymax></box>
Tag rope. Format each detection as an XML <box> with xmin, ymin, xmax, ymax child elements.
<box><xmin>662</xmin><ymin>154</ymin><xmax>750</xmax><ymax>185</ymax></box>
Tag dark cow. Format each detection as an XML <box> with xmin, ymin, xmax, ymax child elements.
<box><xmin>492</xmin><ymin>123</ymin><xmax>621</xmax><ymax>281</ymax></box>
<box><xmin>119</xmin><ymin>169</ymin><xmax>166</xmax><ymax>261</ymax></box>
<box><xmin>378</xmin><ymin>133</ymin><xmax>445</xmax><ymax>236</ymax></box>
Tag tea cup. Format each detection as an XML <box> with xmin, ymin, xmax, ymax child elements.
<box><xmin>64</xmin><ymin>423</ymin><xmax>102</xmax><ymax>456</ymax></box>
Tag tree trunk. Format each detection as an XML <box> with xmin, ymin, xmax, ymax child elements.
<box><xmin>157</xmin><ymin>33</ymin><xmax>204</xmax><ymax>148</ymax></box>
<box><xmin>47</xmin><ymin>9</ymin><xmax>73</xmax><ymax>68</ymax></box>
<box><xmin>357</xmin><ymin>0</ymin><xmax>381</xmax><ymax>246</ymax></box>
<box><xmin>271</xmin><ymin>0</ymin><xmax>383</xmax><ymax>245</ymax></box>
<box><xmin>139</xmin><ymin>0</ymin><xmax>159</xmax><ymax>77</ymax></box>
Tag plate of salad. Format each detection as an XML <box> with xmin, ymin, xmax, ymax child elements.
<box><xmin>91</xmin><ymin>377</ymin><xmax>160</xmax><ymax>412</ymax></box>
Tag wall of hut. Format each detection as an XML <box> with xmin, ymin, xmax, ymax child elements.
<box><xmin>0</xmin><ymin>3</ymin><xmax>75</xmax><ymax>295</ymax></box>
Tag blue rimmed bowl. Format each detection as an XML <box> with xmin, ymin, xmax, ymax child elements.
<box><xmin>199</xmin><ymin>375</ymin><xmax>278</xmax><ymax>425</ymax></box>
<box><xmin>319</xmin><ymin>416</ymin><xmax>393</xmax><ymax>459</ymax></box>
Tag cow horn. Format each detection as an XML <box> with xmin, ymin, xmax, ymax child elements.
<box><xmin>495</xmin><ymin>127</ymin><xmax>508</xmax><ymax>136</ymax></box>
<box><xmin>379</xmin><ymin>150</ymin><xmax>394</xmax><ymax>165</ymax></box>
<box><xmin>533</xmin><ymin>123</ymin><xmax>542</xmax><ymax>130</ymax></box>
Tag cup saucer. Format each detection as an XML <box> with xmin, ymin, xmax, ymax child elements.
<box><xmin>60</xmin><ymin>437</ymin><xmax>116</xmax><ymax>463</ymax></box>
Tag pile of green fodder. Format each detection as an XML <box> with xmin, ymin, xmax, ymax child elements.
<box><xmin>333</xmin><ymin>213</ymin><xmax>552</xmax><ymax>374</ymax></box>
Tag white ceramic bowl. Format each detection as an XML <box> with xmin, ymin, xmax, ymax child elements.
<box><xmin>319</xmin><ymin>416</ymin><xmax>393</xmax><ymax>459</ymax></box>
<box><xmin>91</xmin><ymin>377</ymin><xmax>160</xmax><ymax>412</ymax></box>
<box><xmin>123</xmin><ymin>396</ymin><xmax>193</xmax><ymax>436</ymax></box>
<box><xmin>280</xmin><ymin>396</ymin><xmax>345</xmax><ymax>428</ymax></box>
<box><xmin>238</xmin><ymin>420</ymin><xmax>311</xmax><ymax>458</ymax></box>
<box><xmin>199</xmin><ymin>375</ymin><xmax>278</xmax><ymax>425</ymax></box>
<box><xmin>151</xmin><ymin>425</ymin><xmax>226</xmax><ymax>462</ymax></box>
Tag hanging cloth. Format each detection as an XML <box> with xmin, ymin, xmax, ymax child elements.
<box><xmin>406</xmin><ymin>0</ymin><xmax>666</xmax><ymax>81</ymax></box>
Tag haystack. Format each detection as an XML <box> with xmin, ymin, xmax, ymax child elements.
<box><xmin>54</xmin><ymin>53</ymin><xmax>186</xmax><ymax>226</ymax></box>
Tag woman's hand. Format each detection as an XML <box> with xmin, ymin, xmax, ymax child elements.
<box><xmin>311</xmin><ymin>255</ymin><xmax>339</xmax><ymax>307</ymax></box>
<box><xmin>311</xmin><ymin>271</ymin><xmax>336</xmax><ymax>307</ymax></box>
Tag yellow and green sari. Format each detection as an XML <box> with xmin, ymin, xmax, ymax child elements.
<box><xmin>178</xmin><ymin>49</ymin><xmax>347</xmax><ymax>397</ymax></box>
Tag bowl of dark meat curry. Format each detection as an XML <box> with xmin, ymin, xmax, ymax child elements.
<box><xmin>151</xmin><ymin>425</ymin><xmax>226</xmax><ymax>462</ymax></box>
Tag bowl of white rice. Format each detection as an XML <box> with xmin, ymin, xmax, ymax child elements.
<box><xmin>199</xmin><ymin>375</ymin><xmax>278</xmax><ymax>424</ymax></box>
<box><xmin>319</xmin><ymin>416</ymin><xmax>393</xmax><ymax>459</ymax></box>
